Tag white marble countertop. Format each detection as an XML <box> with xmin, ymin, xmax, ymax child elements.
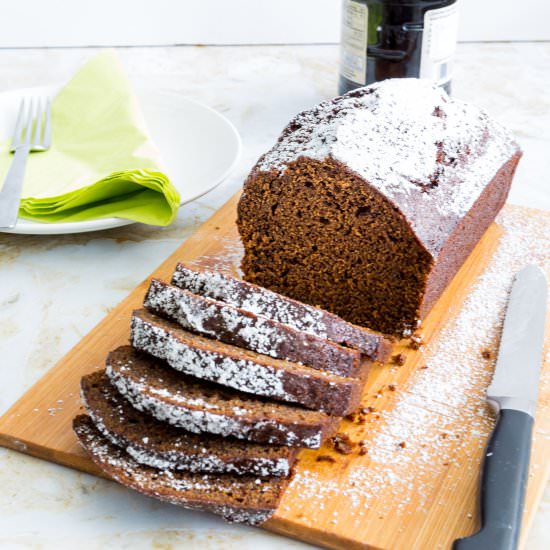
<box><xmin>0</xmin><ymin>43</ymin><xmax>548</xmax><ymax>550</ymax></box>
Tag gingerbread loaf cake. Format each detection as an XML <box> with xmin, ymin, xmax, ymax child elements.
<box><xmin>131</xmin><ymin>309</ymin><xmax>367</xmax><ymax>416</ymax></box>
<box><xmin>74</xmin><ymin>415</ymin><xmax>288</xmax><ymax>525</ymax></box>
<box><xmin>81</xmin><ymin>371</ymin><xmax>297</xmax><ymax>477</ymax></box>
<box><xmin>237</xmin><ymin>78</ymin><xmax>522</xmax><ymax>335</ymax></box>
<box><xmin>171</xmin><ymin>263</ymin><xmax>390</xmax><ymax>360</ymax></box>
<box><xmin>144</xmin><ymin>278</ymin><xmax>362</xmax><ymax>376</ymax></box>
<box><xmin>105</xmin><ymin>347</ymin><xmax>339</xmax><ymax>448</ymax></box>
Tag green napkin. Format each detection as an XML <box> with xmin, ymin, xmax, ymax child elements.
<box><xmin>0</xmin><ymin>51</ymin><xmax>180</xmax><ymax>226</ymax></box>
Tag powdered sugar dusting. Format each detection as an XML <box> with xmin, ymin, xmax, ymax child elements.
<box><xmin>144</xmin><ymin>280</ymin><xmax>294</xmax><ymax>358</ymax></box>
<box><xmin>90</xmin><ymin>405</ymin><xmax>291</xmax><ymax>477</ymax></box>
<box><xmin>123</xmin><ymin>443</ymin><xmax>291</xmax><ymax>478</ymax></box>
<box><xmin>257</xmin><ymin>79</ymin><xmax>519</xmax><ymax>255</ymax></box>
<box><xmin>80</xmin><ymin>375</ymin><xmax>294</xmax><ymax>477</ymax></box>
<box><xmin>173</xmin><ymin>265</ymin><xmax>327</xmax><ymax>335</ymax></box>
<box><xmin>286</xmin><ymin>205</ymin><xmax>550</xmax><ymax>524</ymax></box>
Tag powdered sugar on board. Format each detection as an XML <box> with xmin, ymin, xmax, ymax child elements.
<box><xmin>185</xmin><ymin>231</ymin><xmax>245</xmax><ymax>276</ymax></box>
<box><xmin>280</xmin><ymin>204</ymin><xmax>550</xmax><ymax>528</ymax></box>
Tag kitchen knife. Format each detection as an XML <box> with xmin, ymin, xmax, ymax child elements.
<box><xmin>454</xmin><ymin>264</ymin><xmax>547</xmax><ymax>550</ymax></box>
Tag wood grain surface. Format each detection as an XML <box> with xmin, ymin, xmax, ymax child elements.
<box><xmin>0</xmin><ymin>192</ymin><xmax>548</xmax><ymax>550</ymax></box>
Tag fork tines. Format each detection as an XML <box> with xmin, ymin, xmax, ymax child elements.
<box><xmin>11</xmin><ymin>97</ymin><xmax>52</xmax><ymax>153</ymax></box>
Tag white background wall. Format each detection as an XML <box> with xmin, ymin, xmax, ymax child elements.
<box><xmin>0</xmin><ymin>0</ymin><xmax>549</xmax><ymax>47</ymax></box>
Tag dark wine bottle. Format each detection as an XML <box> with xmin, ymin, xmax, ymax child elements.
<box><xmin>338</xmin><ymin>0</ymin><xmax>459</xmax><ymax>95</ymax></box>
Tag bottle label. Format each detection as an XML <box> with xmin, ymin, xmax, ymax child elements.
<box><xmin>340</xmin><ymin>0</ymin><xmax>368</xmax><ymax>85</ymax></box>
<box><xmin>420</xmin><ymin>3</ymin><xmax>460</xmax><ymax>86</ymax></box>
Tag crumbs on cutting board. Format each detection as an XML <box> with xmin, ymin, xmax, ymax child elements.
<box><xmin>285</xmin><ymin>205</ymin><xmax>550</xmax><ymax>525</ymax></box>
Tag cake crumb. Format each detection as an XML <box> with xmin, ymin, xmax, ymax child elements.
<box><xmin>398</xmin><ymin>441</ymin><xmax>407</xmax><ymax>449</ymax></box>
<box><xmin>316</xmin><ymin>454</ymin><xmax>336</xmax><ymax>463</ymax></box>
<box><xmin>481</xmin><ymin>349</ymin><xmax>493</xmax><ymax>360</ymax></box>
<box><xmin>332</xmin><ymin>433</ymin><xmax>355</xmax><ymax>455</ymax></box>
<box><xmin>388</xmin><ymin>384</ymin><xmax>397</xmax><ymax>392</ymax></box>
<box><xmin>358</xmin><ymin>440</ymin><xmax>369</xmax><ymax>455</ymax></box>
<box><xmin>392</xmin><ymin>353</ymin><xmax>406</xmax><ymax>366</ymax></box>
<box><xmin>409</xmin><ymin>334</ymin><xmax>424</xmax><ymax>349</ymax></box>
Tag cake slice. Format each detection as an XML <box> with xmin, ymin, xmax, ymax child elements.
<box><xmin>81</xmin><ymin>371</ymin><xmax>297</xmax><ymax>477</ymax></box>
<box><xmin>73</xmin><ymin>415</ymin><xmax>287</xmax><ymax>525</ymax></box>
<box><xmin>144</xmin><ymin>278</ymin><xmax>362</xmax><ymax>377</ymax></box>
<box><xmin>105</xmin><ymin>347</ymin><xmax>339</xmax><ymax>448</ymax></box>
<box><xmin>172</xmin><ymin>263</ymin><xmax>391</xmax><ymax>361</ymax></box>
<box><xmin>131</xmin><ymin>309</ymin><xmax>366</xmax><ymax>416</ymax></box>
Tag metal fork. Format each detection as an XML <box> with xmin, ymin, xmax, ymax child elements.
<box><xmin>0</xmin><ymin>97</ymin><xmax>52</xmax><ymax>229</ymax></box>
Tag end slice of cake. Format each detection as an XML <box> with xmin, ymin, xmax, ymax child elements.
<box><xmin>73</xmin><ymin>415</ymin><xmax>288</xmax><ymax>525</ymax></box>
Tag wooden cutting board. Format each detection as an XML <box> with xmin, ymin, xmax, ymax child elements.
<box><xmin>0</xmin><ymin>192</ymin><xmax>549</xmax><ymax>550</ymax></box>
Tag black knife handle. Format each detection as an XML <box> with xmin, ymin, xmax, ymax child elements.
<box><xmin>453</xmin><ymin>409</ymin><xmax>534</xmax><ymax>550</ymax></box>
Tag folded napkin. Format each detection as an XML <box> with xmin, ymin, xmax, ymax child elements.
<box><xmin>0</xmin><ymin>51</ymin><xmax>180</xmax><ymax>225</ymax></box>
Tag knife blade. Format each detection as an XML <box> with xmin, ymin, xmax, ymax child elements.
<box><xmin>454</xmin><ymin>264</ymin><xmax>547</xmax><ymax>550</ymax></box>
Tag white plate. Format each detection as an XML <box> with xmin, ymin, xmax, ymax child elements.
<box><xmin>0</xmin><ymin>85</ymin><xmax>241</xmax><ymax>235</ymax></box>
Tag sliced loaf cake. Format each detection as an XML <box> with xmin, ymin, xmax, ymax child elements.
<box><xmin>172</xmin><ymin>263</ymin><xmax>391</xmax><ymax>361</ymax></box>
<box><xmin>131</xmin><ymin>309</ymin><xmax>367</xmax><ymax>416</ymax></box>
<box><xmin>81</xmin><ymin>371</ymin><xmax>298</xmax><ymax>477</ymax></box>
<box><xmin>105</xmin><ymin>347</ymin><xmax>339</xmax><ymax>448</ymax></box>
<box><xmin>237</xmin><ymin>80</ymin><xmax>520</xmax><ymax>335</ymax></box>
<box><xmin>74</xmin><ymin>415</ymin><xmax>287</xmax><ymax>525</ymax></box>
<box><xmin>144</xmin><ymin>278</ymin><xmax>362</xmax><ymax>377</ymax></box>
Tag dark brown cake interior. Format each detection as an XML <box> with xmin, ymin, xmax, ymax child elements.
<box><xmin>238</xmin><ymin>157</ymin><xmax>433</xmax><ymax>335</ymax></box>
